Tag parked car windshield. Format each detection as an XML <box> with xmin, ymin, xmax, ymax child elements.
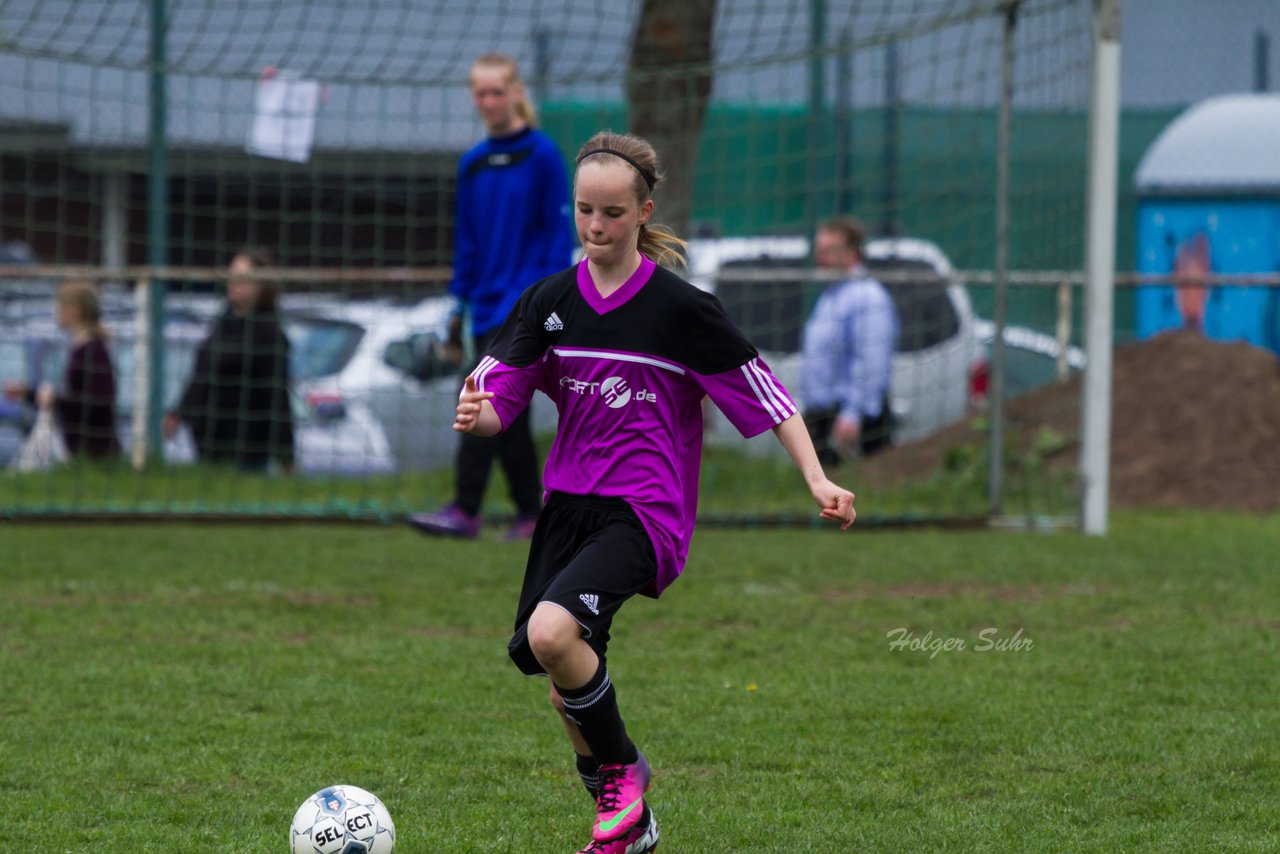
<box><xmin>283</xmin><ymin>317</ymin><xmax>364</xmax><ymax>382</ymax></box>
<box><xmin>715</xmin><ymin>256</ymin><xmax>809</xmax><ymax>352</ymax></box>
<box><xmin>863</xmin><ymin>257</ymin><xmax>961</xmax><ymax>352</ymax></box>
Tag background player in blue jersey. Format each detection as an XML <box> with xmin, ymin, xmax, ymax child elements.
<box><xmin>408</xmin><ymin>53</ymin><xmax>574</xmax><ymax>540</ymax></box>
<box><xmin>450</xmin><ymin>131</ymin><xmax>857</xmax><ymax>853</ymax></box>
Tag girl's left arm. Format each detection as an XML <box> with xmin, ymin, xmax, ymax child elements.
<box><xmin>773</xmin><ymin>412</ymin><xmax>857</xmax><ymax>530</ymax></box>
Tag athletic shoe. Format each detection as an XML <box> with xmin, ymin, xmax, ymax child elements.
<box><xmin>504</xmin><ymin>516</ymin><xmax>539</xmax><ymax>541</ymax></box>
<box><xmin>592</xmin><ymin>754</ymin><xmax>651</xmax><ymax>841</ymax></box>
<box><xmin>405</xmin><ymin>505</ymin><xmax>479</xmax><ymax>539</ymax></box>
<box><xmin>576</xmin><ymin>808</ymin><xmax>658</xmax><ymax>853</ymax></box>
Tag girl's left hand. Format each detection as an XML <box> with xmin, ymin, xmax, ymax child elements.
<box><xmin>812</xmin><ymin>479</ymin><xmax>856</xmax><ymax>530</ymax></box>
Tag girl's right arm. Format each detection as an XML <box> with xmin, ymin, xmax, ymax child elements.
<box><xmin>454</xmin><ymin>375</ymin><xmax>502</xmax><ymax>436</ymax></box>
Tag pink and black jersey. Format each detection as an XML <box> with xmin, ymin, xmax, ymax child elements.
<box><xmin>473</xmin><ymin>255</ymin><xmax>798</xmax><ymax>596</ymax></box>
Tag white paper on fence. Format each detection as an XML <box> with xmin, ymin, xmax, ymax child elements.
<box><xmin>11</xmin><ymin>409</ymin><xmax>68</xmax><ymax>472</ymax></box>
<box><xmin>246</xmin><ymin>76</ymin><xmax>320</xmax><ymax>163</ymax></box>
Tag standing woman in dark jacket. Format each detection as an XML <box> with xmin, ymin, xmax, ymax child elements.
<box><xmin>4</xmin><ymin>279</ymin><xmax>120</xmax><ymax>459</ymax></box>
<box><xmin>164</xmin><ymin>248</ymin><xmax>295</xmax><ymax>472</ymax></box>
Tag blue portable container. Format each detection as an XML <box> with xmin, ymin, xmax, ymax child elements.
<box><xmin>1134</xmin><ymin>94</ymin><xmax>1280</xmax><ymax>354</ymax></box>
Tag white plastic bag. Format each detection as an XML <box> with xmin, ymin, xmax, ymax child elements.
<box><xmin>10</xmin><ymin>409</ymin><xmax>68</xmax><ymax>472</ymax></box>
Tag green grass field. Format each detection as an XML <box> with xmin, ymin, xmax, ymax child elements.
<box><xmin>4</xmin><ymin>511</ymin><xmax>1277</xmax><ymax>852</ymax></box>
<box><xmin>0</xmin><ymin>427</ymin><xmax>1076</xmax><ymax>524</ymax></box>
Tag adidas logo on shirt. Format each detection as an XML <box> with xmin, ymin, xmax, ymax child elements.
<box><xmin>544</xmin><ymin>312</ymin><xmax>564</xmax><ymax>332</ymax></box>
<box><xmin>579</xmin><ymin>593</ymin><xmax>600</xmax><ymax>615</ymax></box>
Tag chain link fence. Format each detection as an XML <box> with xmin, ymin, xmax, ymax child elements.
<box><xmin>1</xmin><ymin>0</ymin><xmax>1276</xmax><ymax>523</ymax></box>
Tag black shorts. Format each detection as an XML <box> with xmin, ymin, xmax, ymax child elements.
<box><xmin>508</xmin><ymin>492</ymin><xmax>658</xmax><ymax>676</ymax></box>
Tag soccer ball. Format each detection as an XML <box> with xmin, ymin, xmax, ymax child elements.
<box><xmin>289</xmin><ymin>784</ymin><xmax>396</xmax><ymax>854</ymax></box>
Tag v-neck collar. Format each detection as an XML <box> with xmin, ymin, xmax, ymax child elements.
<box><xmin>576</xmin><ymin>254</ymin><xmax>656</xmax><ymax>315</ymax></box>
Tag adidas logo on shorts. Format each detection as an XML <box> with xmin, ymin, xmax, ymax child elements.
<box><xmin>579</xmin><ymin>593</ymin><xmax>600</xmax><ymax>615</ymax></box>
<box><xmin>544</xmin><ymin>312</ymin><xmax>564</xmax><ymax>332</ymax></box>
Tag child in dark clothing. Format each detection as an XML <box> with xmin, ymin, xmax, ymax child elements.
<box><xmin>4</xmin><ymin>280</ymin><xmax>119</xmax><ymax>460</ymax></box>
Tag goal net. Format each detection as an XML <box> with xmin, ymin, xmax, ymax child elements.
<box><xmin>0</xmin><ymin>0</ymin><xmax>1094</xmax><ymax>524</ymax></box>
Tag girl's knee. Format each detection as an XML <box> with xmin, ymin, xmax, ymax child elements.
<box><xmin>526</xmin><ymin>604</ymin><xmax>580</xmax><ymax>664</ymax></box>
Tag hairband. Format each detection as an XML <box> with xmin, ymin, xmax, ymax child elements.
<box><xmin>577</xmin><ymin>148</ymin><xmax>656</xmax><ymax>192</ymax></box>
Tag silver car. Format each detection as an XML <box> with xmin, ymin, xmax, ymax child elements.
<box><xmin>284</xmin><ymin>295</ymin><xmax>466</xmax><ymax>472</ymax></box>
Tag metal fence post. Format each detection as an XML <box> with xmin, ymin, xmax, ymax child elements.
<box><xmin>988</xmin><ymin>0</ymin><xmax>1018</xmax><ymax>518</ymax></box>
<box><xmin>146</xmin><ymin>0</ymin><xmax>169</xmax><ymax>463</ymax></box>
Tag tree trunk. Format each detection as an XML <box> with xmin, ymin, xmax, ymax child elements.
<box><xmin>627</xmin><ymin>0</ymin><xmax>718</xmax><ymax>245</ymax></box>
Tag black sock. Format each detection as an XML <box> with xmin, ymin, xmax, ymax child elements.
<box><xmin>555</xmin><ymin>662</ymin><xmax>639</xmax><ymax>765</ymax></box>
<box><xmin>576</xmin><ymin>753</ymin><xmax>600</xmax><ymax>799</ymax></box>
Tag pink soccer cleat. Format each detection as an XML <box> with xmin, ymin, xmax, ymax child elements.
<box><xmin>577</xmin><ymin>808</ymin><xmax>658</xmax><ymax>853</ymax></box>
<box><xmin>591</xmin><ymin>754</ymin><xmax>651</xmax><ymax>841</ymax></box>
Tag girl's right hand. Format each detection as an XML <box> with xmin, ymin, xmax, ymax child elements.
<box><xmin>453</xmin><ymin>375</ymin><xmax>495</xmax><ymax>433</ymax></box>
<box><xmin>2</xmin><ymin>380</ymin><xmax>26</xmax><ymax>401</ymax></box>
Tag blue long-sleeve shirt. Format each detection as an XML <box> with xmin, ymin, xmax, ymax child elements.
<box><xmin>800</xmin><ymin>266</ymin><xmax>899</xmax><ymax>423</ymax></box>
<box><xmin>450</xmin><ymin>126</ymin><xmax>574</xmax><ymax>337</ymax></box>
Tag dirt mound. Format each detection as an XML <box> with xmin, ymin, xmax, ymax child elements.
<box><xmin>861</xmin><ymin>331</ymin><xmax>1280</xmax><ymax>512</ymax></box>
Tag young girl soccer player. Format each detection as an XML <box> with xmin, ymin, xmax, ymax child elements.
<box><xmin>451</xmin><ymin>131</ymin><xmax>857</xmax><ymax>853</ymax></box>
